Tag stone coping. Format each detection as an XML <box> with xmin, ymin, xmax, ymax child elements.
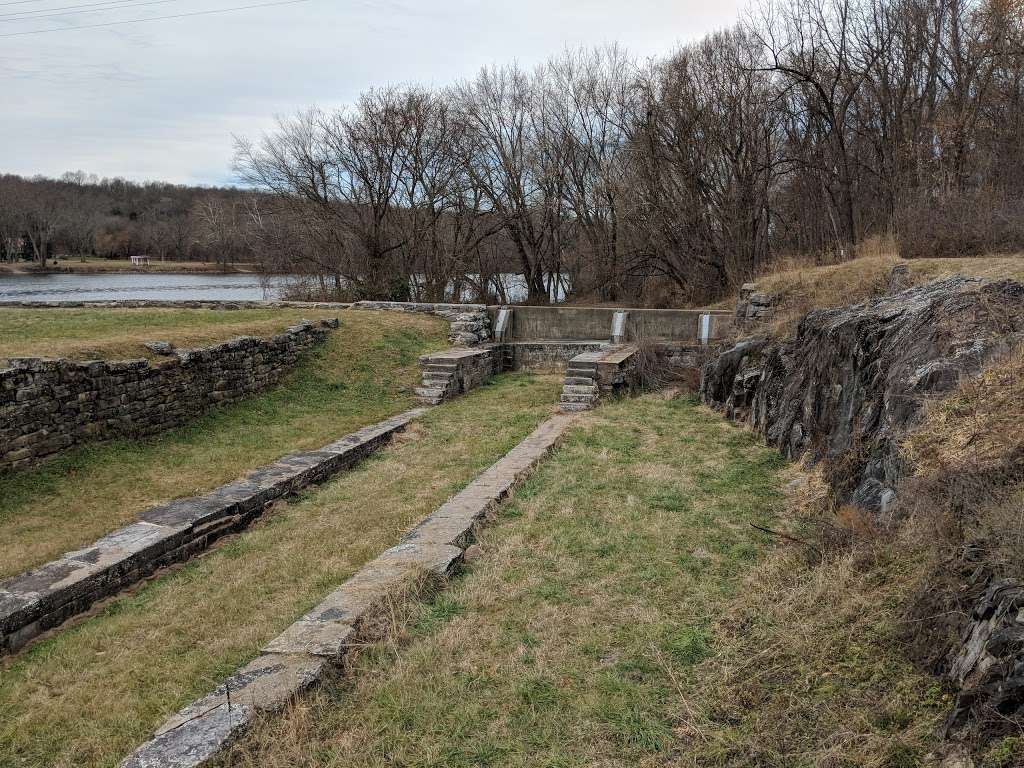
<box><xmin>0</xmin><ymin>408</ymin><xmax>426</xmax><ymax>656</ymax></box>
<box><xmin>119</xmin><ymin>412</ymin><xmax>576</xmax><ymax>768</ymax></box>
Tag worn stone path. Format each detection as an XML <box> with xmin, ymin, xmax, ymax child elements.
<box><xmin>0</xmin><ymin>409</ymin><xmax>425</xmax><ymax>656</ymax></box>
<box><xmin>119</xmin><ymin>412</ymin><xmax>576</xmax><ymax>768</ymax></box>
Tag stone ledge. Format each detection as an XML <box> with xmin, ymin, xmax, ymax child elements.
<box><xmin>0</xmin><ymin>408</ymin><xmax>426</xmax><ymax>656</ymax></box>
<box><xmin>119</xmin><ymin>412</ymin><xmax>576</xmax><ymax>768</ymax></box>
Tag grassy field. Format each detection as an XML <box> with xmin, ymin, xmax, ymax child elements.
<box><xmin>212</xmin><ymin>393</ymin><xmax>797</xmax><ymax>768</ymax></box>
<box><xmin>0</xmin><ymin>373</ymin><xmax>560</xmax><ymax>768</ymax></box>
<box><xmin>0</xmin><ymin>306</ymin><xmax>342</xmax><ymax>361</ymax></box>
<box><xmin>0</xmin><ymin>309</ymin><xmax>447</xmax><ymax>578</ymax></box>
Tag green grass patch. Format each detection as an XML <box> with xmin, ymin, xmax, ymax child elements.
<box><xmin>0</xmin><ymin>309</ymin><xmax>447</xmax><ymax>578</ymax></box>
<box><xmin>215</xmin><ymin>393</ymin><xmax>787</xmax><ymax>768</ymax></box>
<box><xmin>0</xmin><ymin>374</ymin><xmax>560</xmax><ymax>768</ymax></box>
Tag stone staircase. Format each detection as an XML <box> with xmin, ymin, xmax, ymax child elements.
<box><xmin>559</xmin><ymin>360</ymin><xmax>600</xmax><ymax>412</ymax></box>
<box><xmin>415</xmin><ymin>360</ymin><xmax>457</xmax><ymax>405</ymax></box>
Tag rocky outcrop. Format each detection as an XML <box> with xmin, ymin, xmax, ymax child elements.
<box><xmin>736</xmin><ymin>283</ymin><xmax>776</xmax><ymax>329</ymax></box>
<box><xmin>944</xmin><ymin>580</ymin><xmax>1024</xmax><ymax>733</ymax></box>
<box><xmin>701</xmin><ymin>277</ymin><xmax>1024</xmax><ymax>514</ymax></box>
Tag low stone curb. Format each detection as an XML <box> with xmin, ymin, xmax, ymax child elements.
<box><xmin>0</xmin><ymin>408</ymin><xmax>426</xmax><ymax>656</ymax></box>
<box><xmin>119</xmin><ymin>412</ymin><xmax>576</xmax><ymax>768</ymax></box>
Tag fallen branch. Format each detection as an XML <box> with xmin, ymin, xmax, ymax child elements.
<box><xmin>750</xmin><ymin>522</ymin><xmax>823</xmax><ymax>560</ymax></box>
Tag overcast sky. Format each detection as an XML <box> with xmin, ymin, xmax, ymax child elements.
<box><xmin>2</xmin><ymin>0</ymin><xmax>742</xmax><ymax>186</ymax></box>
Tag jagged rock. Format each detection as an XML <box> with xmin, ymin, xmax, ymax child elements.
<box><xmin>736</xmin><ymin>283</ymin><xmax>776</xmax><ymax>327</ymax></box>
<box><xmin>702</xmin><ymin>277</ymin><xmax>1024</xmax><ymax>514</ymax></box>
<box><xmin>945</xmin><ymin>579</ymin><xmax>1024</xmax><ymax>734</ymax></box>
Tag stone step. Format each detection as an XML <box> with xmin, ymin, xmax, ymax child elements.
<box><xmin>563</xmin><ymin>376</ymin><xmax>595</xmax><ymax>386</ymax></box>
<box><xmin>424</xmin><ymin>363</ymin><xmax>458</xmax><ymax>373</ymax></box>
<box><xmin>421</xmin><ymin>373</ymin><xmax>453</xmax><ymax>385</ymax></box>
<box><xmin>562</xmin><ymin>384</ymin><xmax>598</xmax><ymax>395</ymax></box>
<box><xmin>566</xmin><ymin>367</ymin><xmax>597</xmax><ymax>379</ymax></box>
<box><xmin>558</xmin><ymin>402</ymin><xmax>593</xmax><ymax>412</ymax></box>
<box><xmin>415</xmin><ymin>387</ymin><xmax>445</xmax><ymax>400</ymax></box>
<box><xmin>559</xmin><ymin>393</ymin><xmax>598</xmax><ymax>404</ymax></box>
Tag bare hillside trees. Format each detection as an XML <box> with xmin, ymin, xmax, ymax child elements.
<box><xmin>7</xmin><ymin>0</ymin><xmax>1021</xmax><ymax>303</ymax></box>
<box><xmin>239</xmin><ymin>0</ymin><xmax>1024</xmax><ymax>305</ymax></box>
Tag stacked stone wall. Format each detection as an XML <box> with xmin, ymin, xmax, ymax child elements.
<box><xmin>350</xmin><ymin>301</ymin><xmax>491</xmax><ymax>346</ymax></box>
<box><xmin>0</xmin><ymin>319</ymin><xmax>337</xmax><ymax>471</ymax></box>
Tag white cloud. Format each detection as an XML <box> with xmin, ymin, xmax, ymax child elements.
<box><xmin>1</xmin><ymin>0</ymin><xmax>741</xmax><ymax>185</ymax></box>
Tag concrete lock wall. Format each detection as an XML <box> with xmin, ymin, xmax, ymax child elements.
<box><xmin>0</xmin><ymin>319</ymin><xmax>337</xmax><ymax>472</ymax></box>
<box><xmin>486</xmin><ymin>306</ymin><xmax>735</xmax><ymax>343</ymax></box>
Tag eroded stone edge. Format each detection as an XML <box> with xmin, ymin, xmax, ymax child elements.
<box><xmin>0</xmin><ymin>408</ymin><xmax>425</xmax><ymax>655</ymax></box>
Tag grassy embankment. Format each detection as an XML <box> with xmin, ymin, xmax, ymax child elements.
<box><xmin>0</xmin><ymin>257</ymin><xmax>255</xmax><ymax>274</ymax></box>
<box><xmin>725</xmin><ymin>252</ymin><xmax>1024</xmax><ymax>335</ymax></box>
<box><xmin>0</xmin><ymin>373</ymin><xmax>561</xmax><ymax>768</ymax></box>
<box><xmin>0</xmin><ymin>308</ymin><xmax>447</xmax><ymax>578</ymax></box>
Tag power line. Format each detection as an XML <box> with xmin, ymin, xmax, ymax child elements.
<box><xmin>0</xmin><ymin>0</ymin><xmax>50</xmax><ymax>7</ymax></box>
<box><xmin>0</xmin><ymin>0</ymin><xmax>313</xmax><ymax>36</ymax></box>
<box><xmin>1</xmin><ymin>0</ymin><xmax>179</xmax><ymax>20</ymax></box>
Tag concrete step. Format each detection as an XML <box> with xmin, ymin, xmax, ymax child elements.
<box><xmin>415</xmin><ymin>387</ymin><xmax>445</xmax><ymax>401</ymax></box>
<box><xmin>563</xmin><ymin>376</ymin><xmax>595</xmax><ymax>386</ymax></box>
<box><xmin>563</xmin><ymin>384</ymin><xmax>598</xmax><ymax>395</ymax></box>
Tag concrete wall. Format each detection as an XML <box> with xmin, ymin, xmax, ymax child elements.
<box><xmin>0</xmin><ymin>320</ymin><xmax>336</xmax><ymax>472</ymax></box>
<box><xmin>486</xmin><ymin>306</ymin><xmax>734</xmax><ymax>343</ymax></box>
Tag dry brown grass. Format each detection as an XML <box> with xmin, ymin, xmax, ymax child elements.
<box><xmin>674</xmin><ymin>344</ymin><xmax>1024</xmax><ymax>766</ymax></box>
<box><xmin>724</xmin><ymin>251</ymin><xmax>1024</xmax><ymax>337</ymax></box>
<box><xmin>0</xmin><ymin>374</ymin><xmax>560</xmax><ymax>768</ymax></box>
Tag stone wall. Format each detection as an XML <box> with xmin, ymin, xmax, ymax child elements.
<box><xmin>735</xmin><ymin>283</ymin><xmax>776</xmax><ymax>328</ymax></box>
<box><xmin>0</xmin><ymin>408</ymin><xmax>422</xmax><ymax>655</ymax></box>
<box><xmin>350</xmin><ymin>301</ymin><xmax>491</xmax><ymax>346</ymax></box>
<box><xmin>0</xmin><ymin>319</ymin><xmax>337</xmax><ymax>472</ymax></box>
<box><xmin>416</xmin><ymin>347</ymin><xmax>500</xmax><ymax>405</ymax></box>
<box><xmin>121</xmin><ymin>413</ymin><xmax>575</xmax><ymax>768</ymax></box>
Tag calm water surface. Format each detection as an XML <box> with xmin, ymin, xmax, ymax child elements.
<box><xmin>0</xmin><ymin>272</ymin><xmax>565</xmax><ymax>304</ymax></box>
<box><xmin>0</xmin><ymin>273</ymin><xmax>290</xmax><ymax>302</ymax></box>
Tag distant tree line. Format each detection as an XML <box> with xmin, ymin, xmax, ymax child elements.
<box><xmin>236</xmin><ymin>0</ymin><xmax>1024</xmax><ymax>304</ymax></box>
<box><xmin>0</xmin><ymin>172</ymin><xmax>258</xmax><ymax>269</ymax></box>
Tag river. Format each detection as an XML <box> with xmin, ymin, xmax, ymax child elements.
<box><xmin>0</xmin><ymin>273</ymin><xmax>289</xmax><ymax>303</ymax></box>
<box><xmin>0</xmin><ymin>272</ymin><xmax>566</xmax><ymax>304</ymax></box>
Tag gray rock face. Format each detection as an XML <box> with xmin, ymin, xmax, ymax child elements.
<box><xmin>702</xmin><ymin>277</ymin><xmax>1024</xmax><ymax>513</ymax></box>
<box><xmin>945</xmin><ymin>580</ymin><xmax>1024</xmax><ymax>732</ymax></box>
